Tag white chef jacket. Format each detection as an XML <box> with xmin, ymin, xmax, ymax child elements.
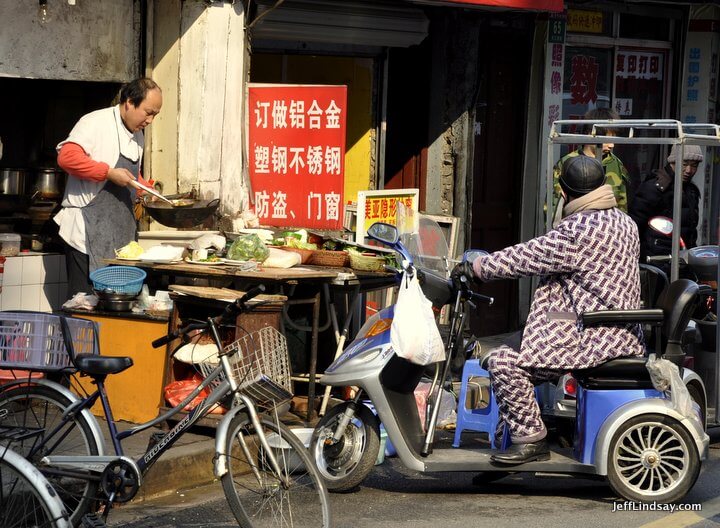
<box><xmin>54</xmin><ymin>106</ymin><xmax>144</xmax><ymax>253</ymax></box>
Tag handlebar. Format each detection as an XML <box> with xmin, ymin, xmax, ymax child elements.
<box><xmin>470</xmin><ymin>291</ymin><xmax>494</xmax><ymax>305</ymax></box>
<box><xmin>151</xmin><ymin>285</ymin><xmax>267</xmax><ymax>349</ymax></box>
<box><xmin>646</xmin><ymin>255</ymin><xmax>671</xmax><ymax>263</ymax></box>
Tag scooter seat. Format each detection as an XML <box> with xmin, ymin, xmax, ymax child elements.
<box><xmin>572</xmin><ymin>356</ymin><xmax>655</xmax><ymax>390</ymax></box>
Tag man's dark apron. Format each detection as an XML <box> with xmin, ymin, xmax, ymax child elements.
<box><xmin>82</xmin><ymin>153</ymin><xmax>138</xmax><ymax>272</ymax></box>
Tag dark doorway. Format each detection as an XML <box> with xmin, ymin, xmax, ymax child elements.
<box><xmin>469</xmin><ymin>22</ymin><xmax>533</xmax><ymax>337</ymax></box>
<box><xmin>384</xmin><ymin>41</ymin><xmax>431</xmax><ymax>210</ymax></box>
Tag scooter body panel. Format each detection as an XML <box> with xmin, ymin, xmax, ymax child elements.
<box><xmin>590</xmin><ymin>393</ymin><xmax>709</xmax><ymax>475</ymax></box>
<box><xmin>576</xmin><ymin>386</ymin><xmax>663</xmax><ymax>464</ymax></box>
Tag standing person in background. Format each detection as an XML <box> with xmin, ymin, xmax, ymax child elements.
<box><xmin>552</xmin><ymin>108</ymin><xmax>630</xmax><ymax>217</ymax></box>
<box><xmin>629</xmin><ymin>144</ymin><xmax>703</xmax><ymax>261</ymax></box>
<box><xmin>54</xmin><ymin>78</ymin><xmax>162</xmax><ymax>295</ymax></box>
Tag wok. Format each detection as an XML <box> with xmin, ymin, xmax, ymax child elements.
<box><xmin>143</xmin><ymin>194</ymin><xmax>220</xmax><ymax>228</ymax></box>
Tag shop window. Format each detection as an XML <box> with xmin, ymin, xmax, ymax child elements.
<box><xmin>619</xmin><ymin>14</ymin><xmax>671</xmax><ymax>41</ymax></box>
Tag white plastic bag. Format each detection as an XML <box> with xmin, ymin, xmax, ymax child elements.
<box><xmin>390</xmin><ymin>273</ymin><xmax>446</xmax><ymax>365</ymax></box>
<box><xmin>646</xmin><ymin>353</ymin><xmax>694</xmax><ymax>419</ymax></box>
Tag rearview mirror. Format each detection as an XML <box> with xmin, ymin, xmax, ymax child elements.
<box><xmin>648</xmin><ymin>216</ymin><xmax>673</xmax><ymax>237</ymax></box>
<box><xmin>367</xmin><ymin>222</ymin><xmax>399</xmax><ymax>245</ymax></box>
<box><xmin>463</xmin><ymin>249</ymin><xmax>488</xmax><ymax>263</ymax></box>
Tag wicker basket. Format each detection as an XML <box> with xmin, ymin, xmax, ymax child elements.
<box><xmin>348</xmin><ymin>251</ymin><xmax>386</xmax><ymax>272</ymax></box>
<box><xmin>308</xmin><ymin>250</ymin><xmax>349</xmax><ymax>267</ymax></box>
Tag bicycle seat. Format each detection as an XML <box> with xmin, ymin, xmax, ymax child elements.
<box><xmin>74</xmin><ymin>353</ymin><xmax>133</xmax><ymax>376</ymax></box>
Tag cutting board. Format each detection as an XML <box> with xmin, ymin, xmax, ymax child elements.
<box><xmin>168</xmin><ymin>285</ymin><xmax>287</xmax><ymax>303</ymax></box>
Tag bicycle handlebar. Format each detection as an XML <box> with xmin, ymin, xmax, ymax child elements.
<box><xmin>151</xmin><ymin>285</ymin><xmax>267</xmax><ymax>349</ymax></box>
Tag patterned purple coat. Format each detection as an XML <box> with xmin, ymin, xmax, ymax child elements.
<box><xmin>473</xmin><ymin>208</ymin><xmax>644</xmax><ymax>369</ymax></box>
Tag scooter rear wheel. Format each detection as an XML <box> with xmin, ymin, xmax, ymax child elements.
<box><xmin>310</xmin><ymin>402</ymin><xmax>380</xmax><ymax>492</ymax></box>
<box><xmin>607</xmin><ymin>413</ymin><xmax>700</xmax><ymax>504</ymax></box>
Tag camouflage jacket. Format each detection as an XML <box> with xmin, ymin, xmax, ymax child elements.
<box><xmin>473</xmin><ymin>208</ymin><xmax>644</xmax><ymax>369</ymax></box>
<box><xmin>552</xmin><ymin>149</ymin><xmax>630</xmax><ymax>212</ymax></box>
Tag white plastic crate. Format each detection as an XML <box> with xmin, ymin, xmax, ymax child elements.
<box><xmin>0</xmin><ymin>312</ymin><xmax>98</xmax><ymax>371</ymax></box>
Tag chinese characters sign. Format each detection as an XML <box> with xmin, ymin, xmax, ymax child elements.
<box><xmin>569</xmin><ymin>55</ymin><xmax>599</xmax><ymax>105</ymax></box>
<box><xmin>615</xmin><ymin>50</ymin><xmax>663</xmax><ymax>80</ymax></box>
<box><xmin>356</xmin><ymin>189</ymin><xmax>419</xmax><ymax>242</ymax></box>
<box><xmin>249</xmin><ymin>84</ymin><xmax>347</xmax><ymax>229</ymax></box>
<box><xmin>567</xmin><ymin>9</ymin><xmax>603</xmax><ymax>34</ymax></box>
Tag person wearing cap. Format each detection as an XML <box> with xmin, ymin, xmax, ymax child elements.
<box><xmin>451</xmin><ymin>156</ymin><xmax>643</xmax><ymax>464</ymax></box>
<box><xmin>629</xmin><ymin>144</ymin><xmax>704</xmax><ymax>260</ymax></box>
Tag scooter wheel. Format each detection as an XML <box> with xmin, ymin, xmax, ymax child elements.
<box><xmin>607</xmin><ymin>413</ymin><xmax>700</xmax><ymax>504</ymax></box>
<box><xmin>310</xmin><ymin>402</ymin><xmax>380</xmax><ymax>492</ymax></box>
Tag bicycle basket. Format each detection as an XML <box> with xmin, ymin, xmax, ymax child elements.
<box><xmin>89</xmin><ymin>265</ymin><xmax>146</xmax><ymax>295</ymax></box>
<box><xmin>200</xmin><ymin>327</ymin><xmax>292</xmax><ymax>410</ymax></box>
<box><xmin>0</xmin><ymin>312</ymin><xmax>98</xmax><ymax>371</ymax></box>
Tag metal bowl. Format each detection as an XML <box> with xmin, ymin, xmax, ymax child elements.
<box><xmin>143</xmin><ymin>194</ymin><xmax>220</xmax><ymax>228</ymax></box>
<box><xmin>94</xmin><ymin>289</ymin><xmax>138</xmax><ymax>312</ymax></box>
<box><xmin>98</xmin><ymin>299</ymin><xmax>135</xmax><ymax>312</ymax></box>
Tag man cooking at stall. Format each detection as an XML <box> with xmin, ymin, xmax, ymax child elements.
<box><xmin>55</xmin><ymin>77</ymin><xmax>162</xmax><ymax>295</ymax></box>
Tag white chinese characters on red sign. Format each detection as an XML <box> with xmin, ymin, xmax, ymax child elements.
<box><xmin>249</xmin><ymin>84</ymin><xmax>347</xmax><ymax>229</ymax></box>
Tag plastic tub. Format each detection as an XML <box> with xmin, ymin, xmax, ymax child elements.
<box><xmin>264</xmin><ymin>427</ymin><xmax>314</xmax><ymax>473</ymax></box>
<box><xmin>0</xmin><ymin>233</ymin><xmax>21</xmax><ymax>257</ymax></box>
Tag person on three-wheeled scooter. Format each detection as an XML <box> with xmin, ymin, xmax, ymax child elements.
<box><xmin>454</xmin><ymin>154</ymin><xmax>643</xmax><ymax>464</ymax></box>
<box><xmin>313</xmin><ymin>142</ymin><xmax>708</xmax><ymax>505</ymax></box>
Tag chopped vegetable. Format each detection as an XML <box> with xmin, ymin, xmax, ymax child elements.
<box><xmin>227</xmin><ymin>234</ymin><xmax>269</xmax><ymax>262</ymax></box>
<box><xmin>115</xmin><ymin>241</ymin><xmax>144</xmax><ymax>259</ymax></box>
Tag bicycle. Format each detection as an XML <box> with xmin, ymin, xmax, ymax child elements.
<box><xmin>0</xmin><ymin>442</ymin><xmax>70</xmax><ymax>528</ymax></box>
<box><xmin>0</xmin><ymin>285</ymin><xmax>331</xmax><ymax>527</ymax></box>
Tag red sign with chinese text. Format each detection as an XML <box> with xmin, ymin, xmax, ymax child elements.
<box><xmin>436</xmin><ymin>0</ymin><xmax>562</xmax><ymax>11</ymax></box>
<box><xmin>249</xmin><ymin>84</ymin><xmax>347</xmax><ymax>229</ymax></box>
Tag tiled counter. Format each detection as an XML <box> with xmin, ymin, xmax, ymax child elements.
<box><xmin>1</xmin><ymin>252</ymin><xmax>68</xmax><ymax>311</ymax></box>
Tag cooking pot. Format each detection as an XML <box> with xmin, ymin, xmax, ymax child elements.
<box><xmin>0</xmin><ymin>168</ymin><xmax>29</xmax><ymax>195</ymax></box>
<box><xmin>143</xmin><ymin>194</ymin><xmax>220</xmax><ymax>228</ymax></box>
<box><xmin>34</xmin><ymin>168</ymin><xmax>66</xmax><ymax>200</ymax></box>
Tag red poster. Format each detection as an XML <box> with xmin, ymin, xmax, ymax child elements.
<box><xmin>248</xmin><ymin>84</ymin><xmax>347</xmax><ymax>230</ymax></box>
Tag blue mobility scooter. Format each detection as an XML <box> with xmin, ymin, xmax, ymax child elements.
<box><xmin>310</xmin><ymin>219</ymin><xmax>709</xmax><ymax>504</ymax></box>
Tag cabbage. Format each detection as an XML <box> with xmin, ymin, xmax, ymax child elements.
<box><xmin>227</xmin><ymin>234</ymin><xmax>269</xmax><ymax>262</ymax></box>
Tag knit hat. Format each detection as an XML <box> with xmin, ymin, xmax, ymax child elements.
<box><xmin>667</xmin><ymin>144</ymin><xmax>704</xmax><ymax>164</ymax></box>
<box><xmin>559</xmin><ymin>155</ymin><xmax>606</xmax><ymax>196</ymax></box>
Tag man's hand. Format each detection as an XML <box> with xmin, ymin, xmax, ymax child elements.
<box><xmin>106</xmin><ymin>167</ymin><xmax>135</xmax><ymax>187</ymax></box>
<box><xmin>451</xmin><ymin>261</ymin><xmax>477</xmax><ymax>286</ymax></box>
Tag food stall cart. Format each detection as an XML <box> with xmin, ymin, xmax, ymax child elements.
<box><xmin>102</xmin><ymin>257</ymin><xmax>396</xmax><ymax>422</ymax></box>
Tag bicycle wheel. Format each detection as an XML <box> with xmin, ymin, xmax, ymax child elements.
<box><xmin>0</xmin><ymin>385</ymin><xmax>100</xmax><ymax>526</ymax></box>
<box><xmin>220</xmin><ymin>410</ymin><xmax>332</xmax><ymax>527</ymax></box>
<box><xmin>0</xmin><ymin>446</ymin><xmax>70</xmax><ymax>528</ymax></box>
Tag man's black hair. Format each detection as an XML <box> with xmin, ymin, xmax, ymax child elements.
<box><xmin>581</xmin><ymin>107</ymin><xmax>620</xmax><ymax>136</ymax></box>
<box><xmin>119</xmin><ymin>78</ymin><xmax>160</xmax><ymax>107</ymax></box>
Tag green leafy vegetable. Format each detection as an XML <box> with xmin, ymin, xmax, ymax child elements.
<box><xmin>227</xmin><ymin>234</ymin><xmax>269</xmax><ymax>262</ymax></box>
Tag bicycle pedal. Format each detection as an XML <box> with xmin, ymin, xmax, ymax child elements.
<box><xmin>147</xmin><ymin>431</ymin><xmax>166</xmax><ymax>450</ymax></box>
<box><xmin>81</xmin><ymin>513</ymin><xmax>108</xmax><ymax>528</ymax></box>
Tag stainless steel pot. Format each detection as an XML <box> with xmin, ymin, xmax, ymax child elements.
<box><xmin>0</xmin><ymin>168</ymin><xmax>29</xmax><ymax>195</ymax></box>
<box><xmin>34</xmin><ymin>168</ymin><xmax>66</xmax><ymax>200</ymax></box>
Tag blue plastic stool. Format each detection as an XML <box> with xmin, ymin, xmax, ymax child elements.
<box><xmin>453</xmin><ymin>359</ymin><xmax>503</xmax><ymax>448</ymax></box>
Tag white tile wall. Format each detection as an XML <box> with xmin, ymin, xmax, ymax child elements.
<box><xmin>1</xmin><ymin>254</ymin><xmax>68</xmax><ymax>312</ymax></box>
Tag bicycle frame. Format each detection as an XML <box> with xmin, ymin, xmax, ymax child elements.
<box><xmin>39</xmin><ymin>324</ymin><xmax>289</xmax><ymax>493</ymax></box>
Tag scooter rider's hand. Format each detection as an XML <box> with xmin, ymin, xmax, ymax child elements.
<box><xmin>451</xmin><ymin>261</ymin><xmax>478</xmax><ymax>286</ymax></box>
